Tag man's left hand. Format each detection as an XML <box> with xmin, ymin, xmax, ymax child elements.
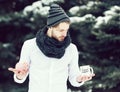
<box><xmin>76</xmin><ymin>74</ymin><xmax>95</xmax><ymax>83</ymax></box>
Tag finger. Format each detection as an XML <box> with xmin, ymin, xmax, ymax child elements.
<box><xmin>23</xmin><ymin>62</ymin><xmax>29</xmax><ymax>69</ymax></box>
<box><xmin>8</xmin><ymin>68</ymin><xmax>17</xmax><ymax>73</ymax></box>
<box><xmin>92</xmin><ymin>73</ymin><xmax>95</xmax><ymax>76</ymax></box>
<box><xmin>16</xmin><ymin>62</ymin><xmax>29</xmax><ymax>70</ymax></box>
<box><xmin>87</xmin><ymin>76</ymin><xmax>92</xmax><ymax>80</ymax></box>
<box><xmin>83</xmin><ymin>76</ymin><xmax>88</xmax><ymax>81</ymax></box>
<box><xmin>82</xmin><ymin>75</ymin><xmax>92</xmax><ymax>81</ymax></box>
<box><xmin>89</xmin><ymin>74</ymin><xmax>95</xmax><ymax>77</ymax></box>
<box><xmin>23</xmin><ymin>62</ymin><xmax>29</xmax><ymax>66</ymax></box>
<box><xmin>80</xmin><ymin>76</ymin><xmax>86</xmax><ymax>81</ymax></box>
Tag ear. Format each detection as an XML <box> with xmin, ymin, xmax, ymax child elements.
<box><xmin>47</xmin><ymin>27</ymin><xmax>52</xmax><ymax>37</ymax></box>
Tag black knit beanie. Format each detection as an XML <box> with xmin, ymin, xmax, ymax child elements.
<box><xmin>47</xmin><ymin>4</ymin><xmax>70</xmax><ymax>28</ymax></box>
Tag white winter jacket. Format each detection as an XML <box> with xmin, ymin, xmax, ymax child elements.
<box><xmin>14</xmin><ymin>38</ymin><xmax>83</xmax><ymax>92</ymax></box>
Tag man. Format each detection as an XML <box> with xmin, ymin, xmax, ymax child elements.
<box><xmin>8</xmin><ymin>4</ymin><xmax>95</xmax><ymax>92</ymax></box>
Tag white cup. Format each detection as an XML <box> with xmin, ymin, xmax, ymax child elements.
<box><xmin>79</xmin><ymin>65</ymin><xmax>94</xmax><ymax>76</ymax></box>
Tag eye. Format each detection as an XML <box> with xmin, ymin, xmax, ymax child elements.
<box><xmin>60</xmin><ymin>29</ymin><xmax>68</xmax><ymax>32</ymax></box>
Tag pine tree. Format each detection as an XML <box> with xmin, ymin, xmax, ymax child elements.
<box><xmin>69</xmin><ymin>1</ymin><xmax>120</xmax><ymax>92</ymax></box>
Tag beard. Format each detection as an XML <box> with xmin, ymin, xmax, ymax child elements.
<box><xmin>54</xmin><ymin>35</ymin><xmax>66</xmax><ymax>42</ymax></box>
<box><xmin>58</xmin><ymin>36</ymin><xmax>66</xmax><ymax>41</ymax></box>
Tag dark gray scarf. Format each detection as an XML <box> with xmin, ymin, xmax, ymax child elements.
<box><xmin>36</xmin><ymin>26</ymin><xmax>71</xmax><ymax>58</ymax></box>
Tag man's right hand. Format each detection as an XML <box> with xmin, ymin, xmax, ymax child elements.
<box><xmin>8</xmin><ymin>62</ymin><xmax>29</xmax><ymax>80</ymax></box>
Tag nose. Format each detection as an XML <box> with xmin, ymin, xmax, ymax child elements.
<box><xmin>62</xmin><ymin>31</ymin><xmax>67</xmax><ymax>37</ymax></box>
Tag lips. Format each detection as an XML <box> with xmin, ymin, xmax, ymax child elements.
<box><xmin>59</xmin><ymin>36</ymin><xmax>65</xmax><ymax>41</ymax></box>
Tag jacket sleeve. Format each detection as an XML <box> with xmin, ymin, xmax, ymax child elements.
<box><xmin>14</xmin><ymin>72</ymin><xmax>29</xmax><ymax>84</ymax></box>
<box><xmin>68</xmin><ymin>44</ymin><xmax>84</xmax><ymax>87</ymax></box>
<box><xmin>14</xmin><ymin>41</ymin><xmax>30</xmax><ymax>83</ymax></box>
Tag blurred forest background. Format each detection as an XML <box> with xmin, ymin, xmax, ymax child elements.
<box><xmin>0</xmin><ymin>0</ymin><xmax>120</xmax><ymax>92</ymax></box>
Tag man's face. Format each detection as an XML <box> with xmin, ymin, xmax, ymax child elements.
<box><xmin>51</xmin><ymin>22</ymin><xmax>70</xmax><ymax>42</ymax></box>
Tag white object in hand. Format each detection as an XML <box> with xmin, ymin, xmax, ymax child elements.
<box><xmin>79</xmin><ymin>65</ymin><xmax>94</xmax><ymax>76</ymax></box>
